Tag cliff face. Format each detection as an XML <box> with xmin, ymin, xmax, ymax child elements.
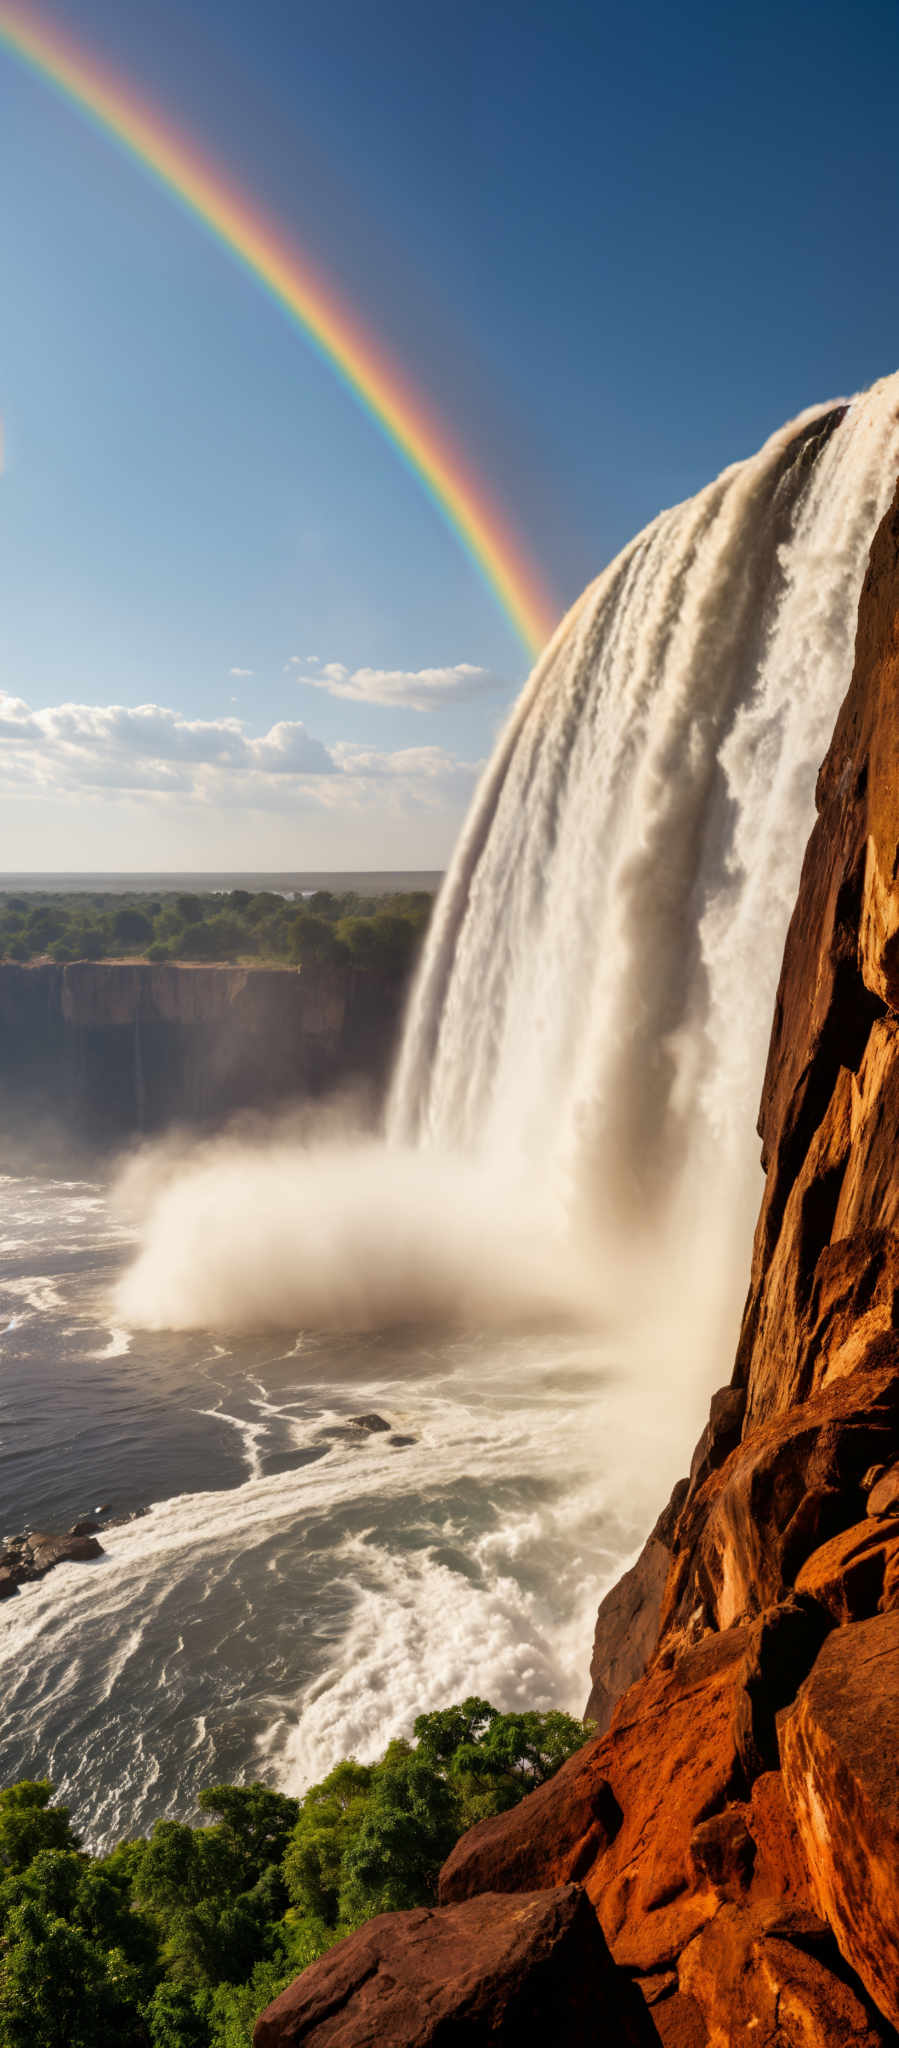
<box><xmin>0</xmin><ymin>958</ymin><xmax>403</xmax><ymax>1147</ymax></box>
<box><xmin>255</xmin><ymin>488</ymin><xmax>899</xmax><ymax>2047</ymax></box>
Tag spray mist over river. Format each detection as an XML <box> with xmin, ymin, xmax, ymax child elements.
<box><xmin>3</xmin><ymin>375</ymin><xmax>899</xmax><ymax>1846</ymax></box>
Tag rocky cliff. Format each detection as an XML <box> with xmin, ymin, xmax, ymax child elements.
<box><xmin>254</xmin><ymin>487</ymin><xmax>899</xmax><ymax>2047</ymax></box>
<box><xmin>0</xmin><ymin>958</ymin><xmax>403</xmax><ymax>1149</ymax></box>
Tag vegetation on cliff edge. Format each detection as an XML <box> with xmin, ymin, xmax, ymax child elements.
<box><xmin>0</xmin><ymin>1699</ymin><xmax>589</xmax><ymax>2048</ymax></box>
<box><xmin>0</xmin><ymin>889</ymin><xmax>433</xmax><ymax>977</ymax></box>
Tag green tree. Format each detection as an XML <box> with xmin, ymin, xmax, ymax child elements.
<box><xmin>175</xmin><ymin>896</ymin><xmax>205</xmax><ymax>926</ymax></box>
<box><xmin>24</xmin><ymin>907</ymin><xmax>66</xmax><ymax>949</ymax></box>
<box><xmin>339</xmin><ymin>1748</ymin><xmax>458</xmax><ymax>1919</ymax></box>
<box><xmin>0</xmin><ymin>1784</ymin><xmax>79</xmax><ymax>1876</ymax></box>
<box><xmin>0</xmin><ymin>1900</ymin><xmax>142</xmax><ymax>2048</ymax></box>
<box><xmin>204</xmin><ymin>1956</ymin><xmax>295</xmax><ymax>2048</ymax></box>
<box><xmin>244</xmin><ymin>894</ymin><xmax>283</xmax><ymax>926</ymax></box>
<box><xmin>196</xmin><ymin>1786</ymin><xmax>298</xmax><ymax>1892</ymax></box>
<box><xmin>289</xmin><ymin>913</ymin><xmax>344</xmax><ymax>966</ymax></box>
<box><xmin>113</xmin><ymin>907</ymin><xmax>153</xmax><ymax>947</ymax></box>
<box><xmin>143</xmin><ymin>1980</ymin><xmax>208</xmax><ymax>2048</ymax></box>
<box><xmin>281</xmin><ymin>1760</ymin><xmax>373</xmax><ymax>1928</ymax></box>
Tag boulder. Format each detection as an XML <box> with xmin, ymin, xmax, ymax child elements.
<box><xmin>866</xmin><ymin>1460</ymin><xmax>899</xmax><ymax>1517</ymax></box>
<box><xmin>746</xmin><ymin>1772</ymin><xmax>815</xmax><ymax>1912</ymax></box>
<box><xmin>794</xmin><ymin>1514</ymin><xmax>899</xmax><ymax>1621</ymax></box>
<box><xmin>687</xmin><ymin>1811</ymin><xmax>754</xmax><ymax>1900</ymax></box>
<box><xmin>686</xmin><ymin>1387</ymin><xmax>746</xmax><ymax>1500</ymax></box>
<box><xmin>647</xmin><ymin>1991</ymin><xmax>709</xmax><ymax>2045</ymax></box>
<box><xmin>661</xmin><ymin>1362</ymin><xmax>899</xmax><ymax>1637</ymax></box>
<box><xmin>252</xmin><ymin>1884</ymin><xmax>654</xmax><ymax>2047</ymax></box>
<box><xmin>28</xmin><ymin>1533</ymin><xmax>104</xmax><ymax>1574</ymax></box>
<box><xmin>443</xmin><ymin>1626</ymin><xmax>758</xmax><ymax>1972</ymax></box>
<box><xmin>780</xmin><ymin>1609</ymin><xmax>899</xmax><ymax>2029</ymax></box>
<box><xmin>586</xmin><ymin>1625</ymin><xmax>755</xmax><ymax>1970</ymax></box>
<box><xmin>678</xmin><ymin>1905</ymin><xmax>889</xmax><ymax>2046</ymax></box>
<box><xmin>439</xmin><ymin>1746</ymin><xmax>621</xmax><ymax>1904</ymax></box>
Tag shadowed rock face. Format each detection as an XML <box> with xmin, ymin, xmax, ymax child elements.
<box><xmin>0</xmin><ymin>959</ymin><xmax>404</xmax><ymax>1147</ymax></box>
<box><xmin>255</xmin><ymin>487</ymin><xmax>899</xmax><ymax>2044</ymax></box>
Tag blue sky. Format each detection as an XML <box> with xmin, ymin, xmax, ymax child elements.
<box><xmin>2</xmin><ymin>0</ymin><xmax>899</xmax><ymax>868</ymax></box>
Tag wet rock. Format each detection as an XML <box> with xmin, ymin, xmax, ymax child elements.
<box><xmin>585</xmin><ymin>1477</ymin><xmax>687</xmax><ymax>1731</ymax></box>
<box><xmin>347</xmin><ymin>1412</ymin><xmax>391</xmax><ymax>1433</ymax></box>
<box><xmin>389</xmin><ymin>1433</ymin><xmax>417</xmax><ymax>1447</ymax></box>
<box><xmin>780</xmin><ymin>1609</ymin><xmax>899</xmax><ymax>2029</ymax></box>
<box><xmin>0</xmin><ymin>1568</ymin><xmax>19</xmax><ymax>1600</ymax></box>
<box><xmin>252</xmin><ymin>1884</ymin><xmax>655</xmax><ymax>2047</ymax></box>
<box><xmin>439</xmin><ymin>1747</ymin><xmax>621</xmax><ymax>1904</ymax></box>
<box><xmin>68</xmin><ymin>1517</ymin><xmax>101</xmax><ymax>1537</ymax></box>
<box><xmin>0</xmin><ymin>1529</ymin><xmax>105</xmax><ymax>1585</ymax></box>
<box><xmin>29</xmin><ymin>1533</ymin><xmax>103</xmax><ymax>1574</ymax></box>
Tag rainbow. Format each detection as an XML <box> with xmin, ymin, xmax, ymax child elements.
<box><xmin>0</xmin><ymin>1</ymin><xmax>558</xmax><ymax>659</ymax></box>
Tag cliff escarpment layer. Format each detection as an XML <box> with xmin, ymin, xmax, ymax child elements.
<box><xmin>254</xmin><ymin>486</ymin><xmax>899</xmax><ymax>2045</ymax></box>
<box><xmin>0</xmin><ymin>958</ymin><xmax>403</xmax><ymax>1148</ymax></box>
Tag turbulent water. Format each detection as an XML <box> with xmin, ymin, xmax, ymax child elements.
<box><xmin>4</xmin><ymin>374</ymin><xmax>899</xmax><ymax>1847</ymax></box>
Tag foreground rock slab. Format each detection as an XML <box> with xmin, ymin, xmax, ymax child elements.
<box><xmin>780</xmin><ymin>1609</ymin><xmax>899</xmax><ymax>2030</ymax></box>
<box><xmin>252</xmin><ymin>1884</ymin><xmax>654</xmax><ymax>2047</ymax></box>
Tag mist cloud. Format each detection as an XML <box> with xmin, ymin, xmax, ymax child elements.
<box><xmin>114</xmin><ymin>1130</ymin><xmax>594</xmax><ymax>1334</ymax></box>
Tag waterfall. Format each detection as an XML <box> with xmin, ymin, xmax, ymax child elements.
<box><xmin>121</xmin><ymin>374</ymin><xmax>899</xmax><ymax>1389</ymax></box>
<box><xmin>389</xmin><ymin>376</ymin><xmax>899</xmax><ymax>1362</ymax></box>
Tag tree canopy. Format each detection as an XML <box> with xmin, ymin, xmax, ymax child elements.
<box><xmin>0</xmin><ymin>1700</ymin><xmax>589</xmax><ymax>2048</ymax></box>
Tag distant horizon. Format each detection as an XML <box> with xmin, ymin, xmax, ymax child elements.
<box><xmin>0</xmin><ymin>867</ymin><xmax>444</xmax><ymax>893</ymax></box>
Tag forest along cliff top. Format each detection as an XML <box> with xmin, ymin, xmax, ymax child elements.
<box><xmin>254</xmin><ymin>481</ymin><xmax>899</xmax><ymax>2044</ymax></box>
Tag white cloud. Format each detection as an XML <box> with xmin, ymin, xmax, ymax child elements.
<box><xmin>0</xmin><ymin>690</ymin><xmax>481</xmax><ymax>820</ymax></box>
<box><xmin>228</xmin><ymin>666</ymin><xmax>253</xmax><ymax>677</ymax></box>
<box><xmin>292</xmin><ymin>660</ymin><xmax>505</xmax><ymax>712</ymax></box>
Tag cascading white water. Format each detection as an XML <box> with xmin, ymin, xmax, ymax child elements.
<box><xmin>390</xmin><ymin>374</ymin><xmax>899</xmax><ymax>1374</ymax></box>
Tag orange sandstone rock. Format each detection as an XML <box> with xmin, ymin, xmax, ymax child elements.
<box><xmin>780</xmin><ymin>1610</ymin><xmax>899</xmax><ymax>2030</ymax></box>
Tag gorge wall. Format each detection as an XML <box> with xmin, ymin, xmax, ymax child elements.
<box><xmin>0</xmin><ymin>958</ymin><xmax>403</xmax><ymax>1150</ymax></box>
<box><xmin>252</xmin><ymin>487</ymin><xmax>899</xmax><ymax>2043</ymax></box>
